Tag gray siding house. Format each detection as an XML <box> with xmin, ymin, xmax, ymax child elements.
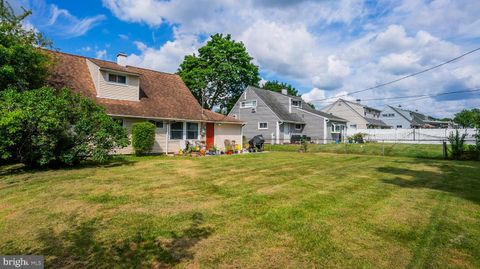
<box><xmin>380</xmin><ymin>105</ymin><xmax>454</xmax><ymax>128</ymax></box>
<box><xmin>228</xmin><ymin>86</ymin><xmax>347</xmax><ymax>144</ymax></box>
<box><xmin>322</xmin><ymin>99</ymin><xmax>390</xmax><ymax>129</ymax></box>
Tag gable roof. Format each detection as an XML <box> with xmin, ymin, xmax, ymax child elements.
<box><xmin>339</xmin><ymin>98</ymin><xmax>382</xmax><ymax>112</ymax></box>
<box><xmin>389</xmin><ymin>106</ymin><xmax>428</xmax><ymax>126</ymax></box>
<box><xmin>46</xmin><ymin>50</ymin><xmax>241</xmax><ymax>124</ymax></box>
<box><xmin>249</xmin><ymin>86</ymin><xmax>305</xmax><ymax>123</ymax></box>
<box><xmin>332</xmin><ymin>99</ymin><xmax>389</xmax><ymax>127</ymax></box>
<box><xmin>300</xmin><ymin>106</ymin><xmax>347</xmax><ymax>122</ymax></box>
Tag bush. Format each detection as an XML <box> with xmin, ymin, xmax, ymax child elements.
<box><xmin>448</xmin><ymin>129</ymin><xmax>466</xmax><ymax>160</ymax></box>
<box><xmin>299</xmin><ymin>138</ymin><xmax>308</xmax><ymax>152</ymax></box>
<box><xmin>0</xmin><ymin>87</ymin><xmax>129</xmax><ymax>167</ymax></box>
<box><xmin>132</xmin><ymin>122</ymin><xmax>156</xmax><ymax>156</ymax></box>
<box><xmin>349</xmin><ymin>133</ymin><xmax>367</xmax><ymax>143</ymax></box>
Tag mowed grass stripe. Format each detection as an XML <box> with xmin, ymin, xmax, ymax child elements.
<box><xmin>0</xmin><ymin>152</ymin><xmax>479</xmax><ymax>268</ymax></box>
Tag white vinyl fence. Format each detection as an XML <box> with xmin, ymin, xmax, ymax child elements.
<box><xmin>345</xmin><ymin>128</ymin><xmax>477</xmax><ymax>144</ymax></box>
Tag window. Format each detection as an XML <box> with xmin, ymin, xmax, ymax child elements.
<box><xmin>170</xmin><ymin>122</ymin><xmax>183</xmax><ymax>140</ymax></box>
<box><xmin>240</xmin><ymin>100</ymin><xmax>257</xmax><ymax>108</ymax></box>
<box><xmin>149</xmin><ymin>120</ymin><xmax>164</xmax><ymax>128</ymax></box>
<box><xmin>350</xmin><ymin>124</ymin><xmax>357</xmax><ymax>128</ymax></box>
<box><xmin>396</xmin><ymin>125</ymin><xmax>402</xmax><ymax>128</ymax></box>
<box><xmin>295</xmin><ymin>124</ymin><xmax>302</xmax><ymax>130</ymax></box>
<box><xmin>108</xmin><ymin>73</ymin><xmax>127</xmax><ymax>84</ymax></box>
<box><xmin>112</xmin><ymin>118</ymin><xmax>124</xmax><ymax>127</ymax></box>
<box><xmin>186</xmin><ymin>122</ymin><xmax>199</xmax><ymax>139</ymax></box>
<box><xmin>258</xmin><ymin>122</ymin><xmax>268</xmax><ymax>129</ymax></box>
<box><xmin>292</xmin><ymin>100</ymin><xmax>301</xmax><ymax>107</ymax></box>
<box><xmin>382</xmin><ymin>113</ymin><xmax>395</xmax><ymax>117</ymax></box>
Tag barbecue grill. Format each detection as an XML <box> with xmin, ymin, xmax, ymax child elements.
<box><xmin>248</xmin><ymin>135</ymin><xmax>264</xmax><ymax>152</ymax></box>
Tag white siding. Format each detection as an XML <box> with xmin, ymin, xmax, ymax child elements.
<box><xmin>214</xmin><ymin>123</ymin><xmax>243</xmax><ymax>150</ymax></box>
<box><xmin>115</xmin><ymin>118</ymin><xmax>167</xmax><ymax>154</ymax></box>
<box><xmin>98</xmin><ymin>70</ymin><xmax>140</xmax><ymax>101</ymax></box>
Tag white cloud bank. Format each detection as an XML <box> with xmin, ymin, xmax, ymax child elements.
<box><xmin>101</xmin><ymin>0</ymin><xmax>480</xmax><ymax>117</ymax></box>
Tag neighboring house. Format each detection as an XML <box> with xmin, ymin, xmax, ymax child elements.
<box><xmin>322</xmin><ymin>99</ymin><xmax>390</xmax><ymax>129</ymax></box>
<box><xmin>228</xmin><ymin>86</ymin><xmax>347</xmax><ymax>144</ymax></box>
<box><xmin>47</xmin><ymin>50</ymin><xmax>243</xmax><ymax>154</ymax></box>
<box><xmin>380</xmin><ymin>105</ymin><xmax>454</xmax><ymax>128</ymax></box>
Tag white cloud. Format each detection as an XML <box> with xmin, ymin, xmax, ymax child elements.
<box><xmin>126</xmin><ymin>33</ymin><xmax>200</xmax><ymax>73</ymax></box>
<box><xmin>95</xmin><ymin>49</ymin><xmax>107</xmax><ymax>59</ymax></box>
<box><xmin>302</xmin><ymin>88</ymin><xmax>326</xmax><ymax>103</ymax></box>
<box><xmin>47</xmin><ymin>5</ymin><xmax>106</xmax><ymax>37</ymax></box>
<box><xmin>100</xmin><ymin>0</ymin><xmax>480</xmax><ymax>117</ymax></box>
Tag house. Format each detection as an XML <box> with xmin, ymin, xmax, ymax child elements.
<box><xmin>380</xmin><ymin>105</ymin><xmax>454</xmax><ymax>129</ymax></box>
<box><xmin>321</xmin><ymin>99</ymin><xmax>390</xmax><ymax>129</ymax></box>
<box><xmin>228</xmin><ymin>86</ymin><xmax>347</xmax><ymax>144</ymax></box>
<box><xmin>46</xmin><ymin>50</ymin><xmax>243</xmax><ymax>154</ymax></box>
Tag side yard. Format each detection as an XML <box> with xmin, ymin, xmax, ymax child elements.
<box><xmin>0</xmin><ymin>152</ymin><xmax>479</xmax><ymax>268</ymax></box>
<box><xmin>268</xmin><ymin>143</ymin><xmax>445</xmax><ymax>159</ymax></box>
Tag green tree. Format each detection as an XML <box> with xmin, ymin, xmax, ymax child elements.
<box><xmin>0</xmin><ymin>0</ymin><xmax>51</xmax><ymax>91</ymax></box>
<box><xmin>177</xmin><ymin>34</ymin><xmax>260</xmax><ymax>113</ymax></box>
<box><xmin>0</xmin><ymin>87</ymin><xmax>129</xmax><ymax>167</ymax></box>
<box><xmin>262</xmin><ymin>80</ymin><xmax>298</xmax><ymax>96</ymax></box>
<box><xmin>132</xmin><ymin>122</ymin><xmax>156</xmax><ymax>156</ymax></box>
<box><xmin>453</xmin><ymin>109</ymin><xmax>480</xmax><ymax>128</ymax></box>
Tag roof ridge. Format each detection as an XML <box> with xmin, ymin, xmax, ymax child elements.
<box><xmin>249</xmin><ymin>85</ymin><xmax>302</xmax><ymax>99</ymax></box>
<box><xmin>45</xmin><ymin>49</ymin><xmax>180</xmax><ymax>77</ymax></box>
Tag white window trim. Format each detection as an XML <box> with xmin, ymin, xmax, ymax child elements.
<box><xmin>169</xmin><ymin>122</ymin><xmax>184</xmax><ymax>140</ymax></box>
<box><xmin>186</xmin><ymin>122</ymin><xmax>200</xmax><ymax>140</ymax></box>
<box><xmin>106</xmin><ymin>72</ymin><xmax>129</xmax><ymax>86</ymax></box>
<box><xmin>292</xmin><ymin>100</ymin><xmax>302</xmax><ymax>108</ymax></box>
<box><xmin>295</xmin><ymin>124</ymin><xmax>302</xmax><ymax>130</ymax></box>
<box><xmin>258</xmin><ymin>122</ymin><xmax>268</xmax><ymax>130</ymax></box>
<box><xmin>240</xmin><ymin>100</ymin><xmax>257</xmax><ymax>109</ymax></box>
<box><xmin>150</xmin><ymin>120</ymin><xmax>164</xmax><ymax>129</ymax></box>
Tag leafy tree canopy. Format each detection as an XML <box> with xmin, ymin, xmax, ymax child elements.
<box><xmin>177</xmin><ymin>34</ymin><xmax>260</xmax><ymax>113</ymax></box>
<box><xmin>262</xmin><ymin>80</ymin><xmax>298</xmax><ymax>96</ymax></box>
<box><xmin>0</xmin><ymin>0</ymin><xmax>51</xmax><ymax>91</ymax></box>
<box><xmin>453</xmin><ymin>108</ymin><xmax>480</xmax><ymax>128</ymax></box>
<box><xmin>0</xmin><ymin>87</ymin><xmax>129</xmax><ymax>167</ymax></box>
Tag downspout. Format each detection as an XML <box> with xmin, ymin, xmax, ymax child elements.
<box><xmin>276</xmin><ymin>121</ymin><xmax>280</xmax><ymax>144</ymax></box>
<box><xmin>324</xmin><ymin>119</ymin><xmax>328</xmax><ymax>144</ymax></box>
<box><xmin>165</xmin><ymin>121</ymin><xmax>169</xmax><ymax>154</ymax></box>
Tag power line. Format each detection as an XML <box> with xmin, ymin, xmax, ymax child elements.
<box><xmin>317</xmin><ymin>88</ymin><xmax>480</xmax><ymax>111</ymax></box>
<box><xmin>309</xmin><ymin>46</ymin><xmax>480</xmax><ymax>102</ymax></box>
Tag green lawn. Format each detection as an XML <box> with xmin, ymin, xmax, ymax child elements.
<box><xmin>268</xmin><ymin>143</ymin><xmax>445</xmax><ymax>159</ymax></box>
<box><xmin>1</xmin><ymin>152</ymin><xmax>479</xmax><ymax>268</ymax></box>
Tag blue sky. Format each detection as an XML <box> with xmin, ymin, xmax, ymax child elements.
<box><xmin>11</xmin><ymin>0</ymin><xmax>480</xmax><ymax>118</ymax></box>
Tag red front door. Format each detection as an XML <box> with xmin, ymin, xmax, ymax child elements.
<box><xmin>206</xmin><ymin>123</ymin><xmax>214</xmax><ymax>149</ymax></box>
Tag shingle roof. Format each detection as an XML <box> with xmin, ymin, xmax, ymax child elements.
<box><xmin>249</xmin><ymin>86</ymin><xmax>305</xmax><ymax>123</ymax></box>
<box><xmin>365</xmin><ymin>117</ymin><xmax>390</xmax><ymax>127</ymax></box>
<box><xmin>46</xmin><ymin>50</ymin><xmax>241</xmax><ymax>124</ymax></box>
<box><xmin>340</xmin><ymin>98</ymin><xmax>382</xmax><ymax>112</ymax></box>
<box><xmin>300</xmin><ymin>106</ymin><xmax>347</xmax><ymax>122</ymax></box>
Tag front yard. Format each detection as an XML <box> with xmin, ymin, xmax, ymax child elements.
<box><xmin>1</xmin><ymin>152</ymin><xmax>479</xmax><ymax>268</ymax></box>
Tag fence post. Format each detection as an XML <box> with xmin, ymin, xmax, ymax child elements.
<box><xmin>382</xmin><ymin>140</ymin><xmax>385</xmax><ymax>156</ymax></box>
<box><xmin>442</xmin><ymin>140</ymin><xmax>448</xmax><ymax>159</ymax></box>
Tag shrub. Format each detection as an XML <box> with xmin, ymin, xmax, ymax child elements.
<box><xmin>0</xmin><ymin>87</ymin><xmax>129</xmax><ymax>167</ymax></box>
<box><xmin>299</xmin><ymin>138</ymin><xmax>308</xmax><ymax>152</ymax></box>
<box><xmin>132</xmin><ymin>122</ymin><xmax>156</xmax><ymax>156</ymax></box>
<box><xmin>448</xmin><ymin>129</ymin><xmax>466</xmax><ymax>160</ymax></box>
<box><xmin>349</xmin><ymin>133</ymin><xmax>367</xmax><ymax>143</ymax></box>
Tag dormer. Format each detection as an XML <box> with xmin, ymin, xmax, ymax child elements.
<box><xmin>85</xmin><ymin>53</ymin><xmax>141</xmax><ymax>101</ymax></box>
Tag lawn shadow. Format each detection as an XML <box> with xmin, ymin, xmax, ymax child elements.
<box><xmin>0</xmin><ymin>156</ymin><xmax>137</xmax><ymax>177</ymax></box>
<box><xmin>32</xmin><ymin>212</ymin><xmax>213</xmax><ymax>268</ymax></box>
<box><xmin>378</xmin><ymin>160</ymin><xmax>480</xmax><ymax>205</ymax></box>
